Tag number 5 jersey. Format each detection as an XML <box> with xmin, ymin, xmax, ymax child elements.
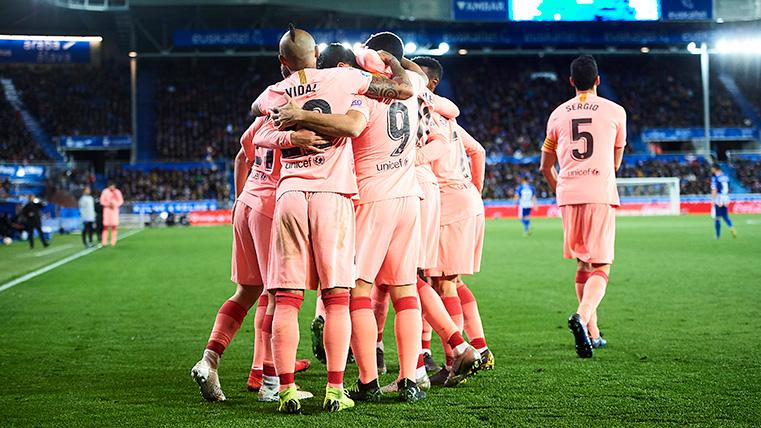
<box><xmin>543</xmin><ymin>92</ymin><xmax>627</xmax><ymax>207</ymax></box>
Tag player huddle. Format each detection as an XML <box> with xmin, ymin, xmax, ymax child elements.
<box><xmin>190</xmin><ymin>25</ymin><xmax>628</xmax><ymax>414</ymax></box>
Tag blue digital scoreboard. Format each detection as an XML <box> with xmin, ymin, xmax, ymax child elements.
<box><xmin>0</xmin><ymin>36</ymin><xmax>100</xmax><ymax>64</ymax></box>
<box><xmin>509</xmin><ymin>0</ymin><xmax>661</xmax><ymax>21</ymax></box>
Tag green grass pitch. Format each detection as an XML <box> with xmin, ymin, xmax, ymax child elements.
<box><xmin>1</xmin><ymin>215</ymin><xmax>760</xmax><ymax>427</ymax></box>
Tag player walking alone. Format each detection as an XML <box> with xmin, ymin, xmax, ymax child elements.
<box><xmin>710</xmin><ymin>165</ymin><xmax>737</xmax><ymax>239</ymax></box>
<box><xmin>540</xmin><ymin>55</ymin><xmax>627</xmax><ymax>358</ymax></box>
<box><xmin>99</xmin><ymin>183</ymin><xmax>124</xmax><ymax>247</ymax></box>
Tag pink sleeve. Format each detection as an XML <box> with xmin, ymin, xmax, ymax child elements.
<box><xmin>542</xmin><ymin>111</ymin><xmax>559</xmax><ymax>153</ymax></box>
<box><xmin>615</xmin><ymin>108</ymin><xmax>627</xmax><ymax>148</ymax></box>
<box><xmin>415</xmin><ymin>134</ymin><xmax>448</xmax><ymax>166</ymax></box>
<box><xmin>252</xmin><ymin>120</ymin><xmax>293</xmax><ymax>149</ymax></box>
<box><xmin>240</xmin><ymin>117</ymin><xmax>266</xmax><ymax>165</ymax></box>
<box><xmin>115</xmin><ymin>190</ymin><xmax>124</xmax><ymax>207</ymax></box>
<box><xmin>252</xmin><ymin>85</ymin><xmax>284</xmax><ymax>116</ymax></box>
<box><xmin>349</xmin><ymin>96</ymin><xmax>371</xmax><ymax>122</ymax></box>
<box><xmin>456</xmin><ymin>124</ymin><xmax>485</xmax><ymax>192</ymax></box>
<box><xmin>343</xmin><ymin>68</ymin><xmax>373</xmax><ymax>95</ymax></box>
<box><xmin>99</xmin><ymin>191</ymin><xmax>110</xmax><ymax>206</ymax></box>
<box><xmin>432</xmin><ymin>94</ymin><xmax>460</xmax><ymax>119</ymax></box>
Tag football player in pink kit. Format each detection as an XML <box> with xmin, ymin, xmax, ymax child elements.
<box><xmin>190</xmin><ymin>114</ymin><xmax>320</xmax><ymax>403</ymax></box>
<box><xmin>249</xmin><ymin>25</ymin><xmax>415</xmax><ymax>414</ymax></box>
<box><xmin>370</xmin><ymin>82</ymin><xmax>464</xmax><ymax>377</ymax></box>
<box><xmin>412</xmin><ymin>56</ymin><xmax>492</xmax><ymax>385</ymax></box>
<box><xmin>273</xmin><ymin>37</ymin><xmax>429</xmax><ymax>403</ymax></box>
<box><xmin>540</xmin><ymin>55</ymin><xmax>626</xmax><ymax>358</ymax></box>
<box><xmin>99</xmin><ymin>183</ymin><xmax>123</xmax><ymax>246</ymax></box>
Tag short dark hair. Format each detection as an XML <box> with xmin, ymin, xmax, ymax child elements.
<box><xmin>570</xmin><ymin>55</ymin><xmax>598</xmax><ymax>91</ymax></box>
<box><xmin>365</xmin><ymin>32</ymin><xmax>404</xmax><ymax>61</ymax></box>
<box><xmin>412</xmin><ymin>56</ymin><xmax>443</xmax><ymax>81</ymax></box>
<box><xmin>317</xmin><ymin>43</ymin><xmax>357</xmax><ymax>69</ymax></box>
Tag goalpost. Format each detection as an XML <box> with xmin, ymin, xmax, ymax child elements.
<box><xmin>616</xmin><ymin>177</ymin><xmax>681</xmax><ymax>216</ymax></box>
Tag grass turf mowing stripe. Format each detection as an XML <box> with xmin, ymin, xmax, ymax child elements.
<box><xmin>0</xmin><ymin>228</ymin><xmax>143</xmax><ymax>294</ymax></box>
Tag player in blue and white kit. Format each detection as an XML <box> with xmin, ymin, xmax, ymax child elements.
<box><xmin>515</xmin><ymin>178</ymin><xmax>537</xmax><ymax>236</ymax></box>
<box><xmin>710</xmin><ymin>165</ymin><xmax>737</xmax><ymax>240</ymax></box>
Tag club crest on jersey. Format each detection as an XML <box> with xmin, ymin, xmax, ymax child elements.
<box><xmin>313</xmin><ymin>155</ymin><xmax>325</xmax><ymax>166</ymax></box>
<box><xmin>284</xmin><ymin>83</ymin><xmax>317</xmax><ymax>98</ymax></box>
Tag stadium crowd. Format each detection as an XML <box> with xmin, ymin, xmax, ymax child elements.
<box><xmin>106</xmin><ymin>167</ymin><xmax>230</xmax><ymax>202</ymax></box>
<box><xmin>153</xmin><ymin>60</ymin><xmax>279</xmax><ymax>161</ymax></box>
<box><xmin>4</xmin><ymin>63</ymin><xmax>130</xmax><ymax>139</ymax></box>
<box><xmin>0</xmin><ymin>90</ymin><xmax>47</xmax><ymax>162</ymax></box>
<box><xmin>732</xmin><ymin>158</ymin><xmax>761</xmax><ymax>193</ymax></box>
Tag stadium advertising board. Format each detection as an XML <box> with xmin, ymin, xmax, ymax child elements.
<box><xmin>0</xmin><ymin>164</ymin><xmax>46</xmax><ymax>182</ymax></box>
<box><xmin>188</xmin><ymin>209</ymin><xmax>231</xmax><ymax>226</ymax></box>
<box><xmin>174</xmin><ymin>26</ymin><xmax>735</xmax><ymax>48</ymax></box>
<box><xmin>452</xmin><ymin>1</ymin><xmax>509</xmax><ymax>21</ymax></box>
<box><xmin>131</xmin><ymin>200</ymin><xmax>218</xmax><ymax>214</ymax></box>
<box><xmin>484</xmin><ymin>195</ymin><xmax>761</xmax><ymax>219</ymax></box>
<box><xmin>59</xmin><ymin>135</ymin><xmax>132</xmax><ymax>151</ymax></box>
<box><xmin>0</xmin><ymin>36</ymin><xmax>96</xmax><ymax>64</ymax></box>
<box><xmin>509</xmin><ymin>0</ymin><xmax>660</xmax><ymax>21</ymax></box>
<box><xmin>641</xmin><ymin>127</ymin><xmax>758</xmax><ymax>142</ymax></box>
<box><xmin>662</xmin><ymin>0</ymin><xmax>712</xmax><ymax>20</ymax></box>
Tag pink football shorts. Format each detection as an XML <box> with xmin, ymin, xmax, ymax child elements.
<box><xmin>267</xmin><ymin>191</ymin><xmax>356</xmax><ymax>291</ymax></box>
<box><xmin>417</xmin><ymin>180</ymin><xmax>441</xmax><ymax>270</ymax></box>
<box><xmin>427</xmin><ymin>213</ymin><xmax>484</xmax><ymax>277</ymax></box>
<box><xmin>560</xmin><ymin>203</ymin><xmax>616</xmax><ymax>265</ymax></box>
<box><xmin>231</xmin><ymin>201</ymin><xmax>272</xmax><ymax>286</ymax></box>
<box><xmin>355</xmin><ymin>196</ymin><xmax>421</xmax><ymax>286</ymax></box>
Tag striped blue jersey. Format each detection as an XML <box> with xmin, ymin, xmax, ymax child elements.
<box><xmin>516</xmin><ymin>183</ymin><xmax>536</xmax><ymax>209</ymax></box>
<box><xmin>711</xmin><ymin>173</ymin><xmax>730</xmax><ymax>206</ymax></box>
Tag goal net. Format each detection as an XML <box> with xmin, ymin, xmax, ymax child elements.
<box><xmin>616</xmin><ymin>177</ymin><xmax>681</xmax><ymax>216</ymax></box>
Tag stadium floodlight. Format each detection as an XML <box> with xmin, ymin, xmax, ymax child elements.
<box><xmin>438</xmin><ymin>42</ymin><xmax>450</xmax><ymax>53</ymax></box>
<box><xmin>0</xmin><ymin>34</ymin><xmax>103</xmax><ymax>42</ymax></box>
<box><xmin>715</xmin><ymin>38</ymin><xmax>761</xmax><ymax>55</ymax></box>
<box><xmin>341</xmin><ymin>41</ymin><xmax>351</xmax><ymax>50</ymax></box>
<box><xmin>687</xmin><ymin>42</ymin><xmax>702</xmax><ymax>55</ymax></box>
<box><xmin>317</xmin><ymin>42</ymin><xmax>327</xmax><ymax>52</ymax></box>
<box><xmin>404</xmin><ymin>42</ymin><xmax>417</xmax><ymax>54</ymax></box>
<box><xmin>128</xmin><ymin>51</ymin><xmax>137</xmax><ymax>58</ymax></box>
<box><xmin>458</xmin><ymin>49</ymin><xmax>468</xmax><ymax>55</ymax></box>
<box><xmin>640</xmin><ymin>46</ymin><xmax>650</xmax><ymax>53</ymax></box>
<box><xmin>353</xmin><ymin>42</ymin><xmax>363</xmax><ymax>52</ymax></box>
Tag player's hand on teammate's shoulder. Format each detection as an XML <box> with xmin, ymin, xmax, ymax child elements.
<box><xmin>376</xmin><ymin>50</ymin><xmax>401</xmax><ymax>67</ymax></box>
<box><xmin>272</xmin><ymin>94</ymin><xmax>303</xmax><ymax>130</ymax></box>
<box><xmin>290</xmin><ymin>129</ymin><xmax>329</xmax><ymax>154</ymax></box>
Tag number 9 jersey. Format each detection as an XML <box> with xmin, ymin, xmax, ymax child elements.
<box><xmin>543</xmin><ymin>92</ymin><xmax>627</xmax><ymax>207</ymax></box>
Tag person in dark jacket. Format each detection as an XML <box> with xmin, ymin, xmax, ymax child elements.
<box><xmin>21</xmin><ymin>195</ymin><xmax>48</xmax><ymax>249</ymax></box>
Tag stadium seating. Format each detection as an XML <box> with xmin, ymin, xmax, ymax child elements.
<box><xmin>5</xmin><ymin>63</ymin><xmax>130</xmax><ymax>139</ymax></box>
<box><xmin>0</xmin><ymin>87</ymin><xmax>46</xmax><ymax>162</ymax></box>
<box><xmin>153</xmin><ymin>60</ymin><xmax>279</xmax><ymax>161</ymax></box>
<box><xmin>732</xmin><ymin>159</ymin><xmax>761</xmax><ymax>193</ymax></box>
<box><xmin>106</xmin><ymin>167</ymin><xmax>230</xmax><ymax>202</ymax></box>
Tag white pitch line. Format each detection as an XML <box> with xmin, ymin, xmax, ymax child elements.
<box><xmin>29</xmin><ymin>244</ymin><xmax>75</xmax><ymax>257</ymax></box>
<box><xmin>0</xmin><ymin>228</ymin><xmax>143</xmax><ymax>294</ymax></box>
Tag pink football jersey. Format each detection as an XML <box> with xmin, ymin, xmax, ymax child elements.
<box><xmin>543</xmin><ymin>92</ymin><xmax>627</xmax><ymax>206</ymax></box>
<box><xmin>414</xmin><ymin>88</ymin><xmax>444</xmax><ymax>186</ymax></box>
<box><xmin>238</xmin><ymin>118</ymin><xmax>283</xmax><ymax>218</ymax></box>
<box><xmin>252</xmin><ymin>68</ymin><xmax>373</xmax><ymax>198</ymax></box>
<box><xmin>351</xmin><ymin>71</ymin><xmax>426</xmax><ymax>204</ymax></box>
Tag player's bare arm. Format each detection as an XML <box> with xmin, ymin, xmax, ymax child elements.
<box><xmin>614</xmin><ymin>146</ymin><xmax>625</xmax><ymax>171</ymax></box>
<box><xmin>365</xmin><ymin>51</ymin><xmax>413</xmax><ymax>100</ymax></box>
<box><xmin>540</xmin><ymin>150</ymin><xmax>559</xmax><ymax>192</ymax></box>
<box><xmin>253</xmin><ymin>120</ymin><xmax>329</xmax><ymax>154</ymax></box>
<box><xmin>272</xmin><ymin>95</ymin><xmax>368</xmax><ymax>137</ymax></box>
<box><xmin>400</xmin><ymin>57</ymin><xmax>429</xmax><ymax>86</ymax></box>
<box><xmin>233</xmin><ymin>148</ymin><xmax>250</xmax><ymax>199</ymax></box>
